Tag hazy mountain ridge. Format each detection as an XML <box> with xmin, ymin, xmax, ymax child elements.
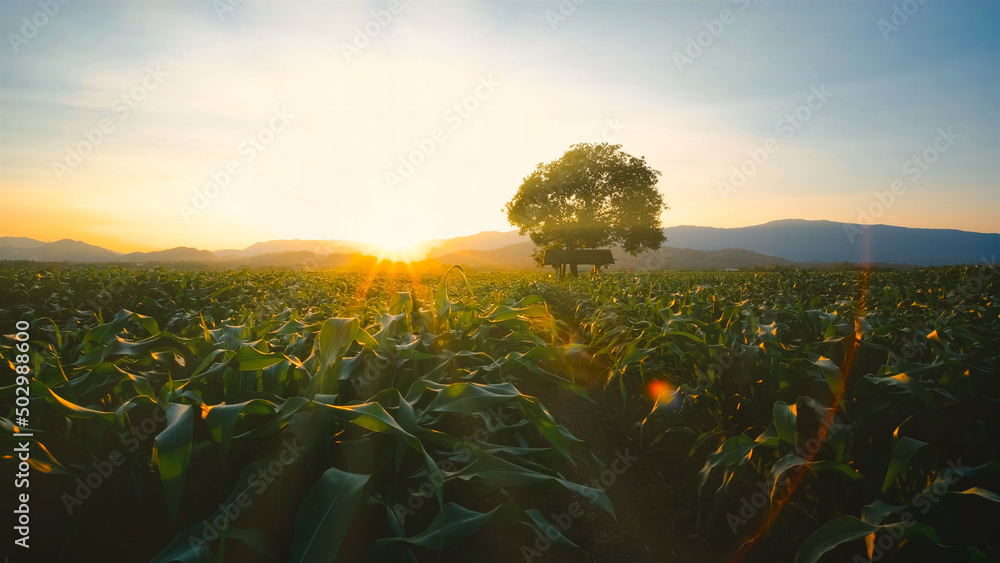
<box><xmin>426</xmin><ymin>231</ymin><xmax>527</xmax><ymax>257</ymax></box>
<box><xmin>0</xmin><ymin>238</ymin><xmax>122</xmax><ymax>262</ymax></box>
<box><xmin>0</xmin><ymin>236</ymin><xmax>49</xmax><ymax>249</ymax></box>
<box><xmin>120</xmin><ymin>247</ymin><xmax>220</xmax><ymax>263</ymax></box>
<box><xmin>3</xmin><ymin>220</ymin><xmax>998</xmax><ymax>269</ymax></box>
<box><xmin>214</xmin><ymin>239</ymin><xmax>362</xmax><ymax>258</ymax></box>
<box><xmin>661</xmin><ymin>220</ymin><xmax>1000</xmax><ymax>266</ymax></box>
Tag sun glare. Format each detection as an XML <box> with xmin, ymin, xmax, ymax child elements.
<box><xmin>362</xmin><ymin>232</ymin><xmax>430</xmax><ymax>263</ymax></box>
<box><xmin>355</xmin><ymin>207</ymin><xmax>437</xmax><ymax>263</ymax></box>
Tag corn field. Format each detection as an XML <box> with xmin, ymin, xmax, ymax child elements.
<box><xmin>2</xmin><ymin>265</ymin><xmax>998</xmax><ymax>562</ymax></box>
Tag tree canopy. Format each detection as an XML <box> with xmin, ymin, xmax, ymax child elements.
<box><xmin>504</xmin><ymin>143</ymin><xmax>668</xmax><ymax>261</ymax></box>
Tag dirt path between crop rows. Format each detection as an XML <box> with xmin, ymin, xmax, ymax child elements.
<box><xmin>519</xmin><ymin>357</ymin><xmax>725</xmax><ymax>563</ymax></box>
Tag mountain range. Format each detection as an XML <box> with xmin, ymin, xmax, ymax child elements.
<box><xmin>2</xmin><ymin>219</ymin><xmax>997</xmax><ymax>270</ymax></box>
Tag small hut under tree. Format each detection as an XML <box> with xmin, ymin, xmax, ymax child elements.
<box><xmin>542</xmin><ymin>249</ymin><xmax>614</xmax><ymax>279</ymax></box>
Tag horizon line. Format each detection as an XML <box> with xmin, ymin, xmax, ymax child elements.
<box><xmin>4</xmin><ymin>217</ymin><xmax>1000</xmax><ymax>255</ymax></box>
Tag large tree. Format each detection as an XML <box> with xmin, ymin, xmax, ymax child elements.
<box><xmin>504</xmin><ymin>142</ymin><xmax>668</xmax><ymax>271</ymax></box>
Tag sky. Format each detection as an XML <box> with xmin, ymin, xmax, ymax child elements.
<box><xmin>1</xmin><ymin>0</ymin><xmax>998</xmax><ymax>253</ymax></box>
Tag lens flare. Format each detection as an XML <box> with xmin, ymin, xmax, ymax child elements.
<box><xmin>646</xmin><ymin>379</ymin><xmax>674</xmax><ymax>401</ymax></box>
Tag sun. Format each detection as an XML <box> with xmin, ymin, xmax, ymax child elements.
<box><xmin>352</xmin><ymin>207</ymin><xmax>435</xmax><ymax>263</ymax></box>
<box><xmin>374</xmin><ymin>240</ymin><xmax>424</xmax><ymax>263</ymax></box>
<box><xmin>360</xmin><ymin>230</ymin><xmax>430</xmax><ymax>263</ymax></box>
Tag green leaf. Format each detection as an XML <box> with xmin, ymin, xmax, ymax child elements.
<box><xmin>130</xmin><ymin>311</ymin><xmax>160</xmax><ymax>336</ymax></box>
<box><xmin>241</xmin><ymin>396</ymin><xmax>310</xmax><ymax>439</ymax></box>
<box><xmin>116</xmin><ymin>367</ymin><xmax>158</xmax><ymax>402</ymax></box>
<box><xmin>276</xmin><ymin>319</ymin><xmax>314</xmax><ymax>336</ymax></box>
<box><xmin>525</xmin><ymin>508</ymin><xmax>578</xmax><ymax>548</ymax></box>
<box><xmin>389</xmin><ymin>291</ymin><xmax>413</xmax><ymax>315</ymax></box>
<box><xmin>83</xmin><ymin>309</ymin><xmax>131</xmax><ymax>344</ymax></box>
<box><xmin>861</xmin><ymin>499</ymin><xmax>908</xmax><ymax>526</ymax></box>
<box><xmin>393</xmin><ymin>502</ymin><xmax>500</xmax><ymax>549</ymax></box>
<box><xmin>290</xmin><ymin>467</ymin><xmax>372</xmax><ymax>563</ymax></box>
<box><xmin>155</xmin><ymin>403</ymin><xmax>195</xmax><ymax>526</ymax></box>
<box><xmin>189</xmin><ymin>348</ymin><xmax>227</xmax><ymax>379</ymax></box>
<box><xmin>372</xmin><ymin>501</ymin><xmax>567</xmax><ymax>560</ymax></box>
<box><xmin>696</xmin><ymin>434</ymin><xmax>756</xmax><ymax>497</ymax></box>
<box><xmin>328</xmin><ymin>401</ymin><xmax>419</xmax><ymax>441</ymax></box>
<box><xmin>953</xmin><ymin>487</ymin><xmax>1000</xmax><ymax>503</ymax></box>
<box><xmin>864</xmin><ymin>372</ymin><xmax>935</xmax><ymax>411</ymax></box>
<box><xmin>509</xmin><ymin>351</ymin><xmax>593</xmax><ymax>402</ymax></box>
<box><xmin>435</xmin><ymin>265</ymin><xmax>470</xmax><ymax>320</ymax></box>
<box><xmin>769</xmin><ymin>453</ymin><xmax>808</xmax><ymax>497</ymax></box>
<box><xmin>659</xmin><ymin>330</ymin><xmax>710</xmax><ymax>357</ymax></box>
<box><xmin>807</xmin><ymin>460</ymin><xmax>866</xmax><ymax>485</ymax></box>
<box><xmin>75</xmin><ymin>332</ymin><xmax>199</xmax><ymax>367</ymax></box>
<box><xmin>20</xmin><ymin>440</ymin><xmax>72</xmax><ymax>476</ymax></box>
<box><xmin>456</xmin><ymin>454</ymin><xmax>614</xmax><ymax>518</ymax></box>
<box><xmin>519</xmin><ymin>396</ymin><xmax>573</xmax><ymax>463</ymax></box>
<box><xmin>812</xmin><ymin>357</ymin><xmax>843</xmax><ymax>397</ymax></box>
<box><xmin>773</xmin><ymin>400</ymin><xmax>797</xmax><ymax>446</ymax></box>
<box><xmin>30</xmin><ymin>380</ymin><xmax>114</xmax><ymax>421</ymax></box>
<box><xmin>318</xmin><ymin>317</ymin><xmax>359</xmax><ymax>370</ymax></box>
<box><xmin>234</xmin><ymin>345</ymin><xmax>289</xmax><ymax>371</ymax></box>
<box><xmin>422</xmin><ymin>382</ymin><xmax>522</xmax><ymax>414</ymax></box>
<box><xmin>205</xmin><ymin>400</ymin><xmax>274</xmax><ymax>458</ymax></box>
<box><xmin>795</xmin><ymin>515</ymin><xmax>878</xmax><ymax>563</ymax></box>
<box><xmin>881</xmin><ymin>436</ymin><xmax>929</xmax><ymax>492</ymax></box>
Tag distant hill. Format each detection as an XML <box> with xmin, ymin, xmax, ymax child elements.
<box><xmin>119</xmin><ymin>247</ymin><xmax>219</xmax><ymax>263</ymax></box>
<box><xmin>0</xmin><ymin>239</ymin><xmax>121</xmax><ymax>262</ymax></box>
<box><xmin>431</xmin><ymin>243</ymin><xmax>535</xmax><ymax>270</ymax></box>
<box><xmin>0</xmin><ymin>236</ymin><xmax>48</xmax><ymax>249</ymax></box>
<box><xmin>661</xmin><ymin>219</ymin><xmax>1000</xmax><ymax>266</ymax></box>
<box><xmin>2</xmin><ymin>220</ymin><xmax>996</xmax><ymax>268</ymax></box>
<box><xmin>426</xmin><ymin>231</ymin><xmax>527</xmax><ymax>258</ymax></box>
<box><xmin>214</xmin><ymin>239</ymin><xmax>363</xmax><ymax>258</ymax></box>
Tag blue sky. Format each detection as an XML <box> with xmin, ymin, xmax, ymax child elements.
<box><xmin>1</xmin><ymin>0</ymin><xmax>998</xmax><ymax>252</ymax></box>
